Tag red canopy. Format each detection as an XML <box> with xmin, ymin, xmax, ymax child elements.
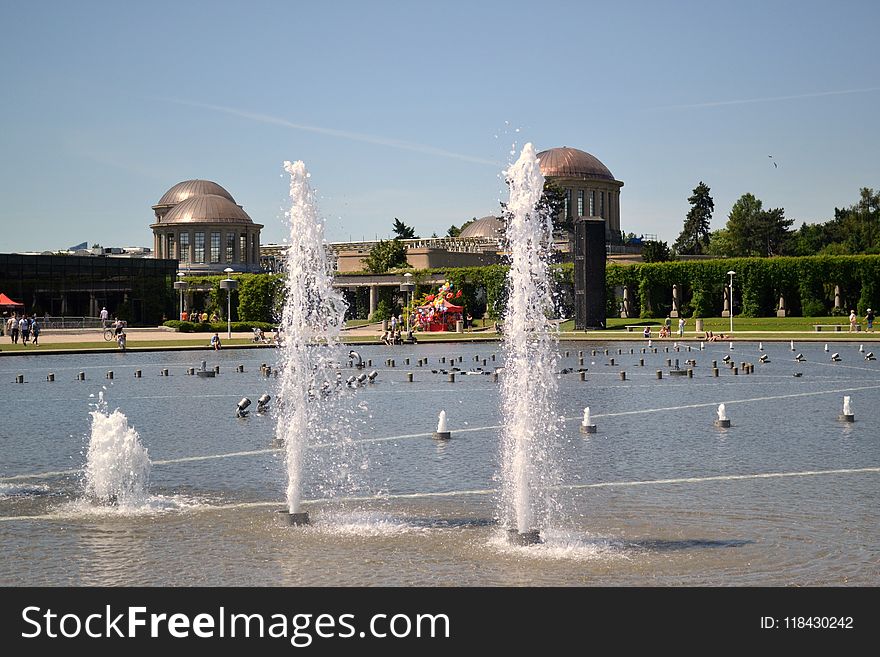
<box><xmin>0</xmin><ymin>293</ymin><xmax>23</xmax><ymax>308</ymax></box>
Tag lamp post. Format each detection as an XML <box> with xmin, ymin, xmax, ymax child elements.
<box><xmin>220</xmin><ymin>267</ymin><xmax>238</xmax><ymax>340</ymax></box>
<box><xmin>727</xmin><ymin>270</ymin><xmax>736</xmax><ymax>334</ymax></box>
<box><xmin>173</xmin><ymin>272</ymin><xmax>188</xmax><ymax>321</ymax></box>
<box><xmin>400</xmin><ymin>272</ymin><xmax>415</xmax><ymax>336</ymax></box>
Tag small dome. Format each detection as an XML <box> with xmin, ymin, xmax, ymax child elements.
<box><xmin>537</xmin><ymin>147</ymin><xmax>615</xmax><ymax>181</ymax></box>
<box><xmin>459</xmin><ymin>215</ymin><xmax>504</xmax><ymax>239</ymax></box>
<box><xmin>162</xmin><ymin>194</ymin><xmax>253</xmax><ymax>224</ymax></box>
<box><xmin>157</xmin><ymin>179</ymin><xmax>235</xmax><ymax>206</ymax></box>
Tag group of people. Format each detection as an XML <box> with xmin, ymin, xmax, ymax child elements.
<box><xmin>180</xmin><ymin>310</ymin><xmax>217</xmax><ymax>323</ymax></box>
<box><xmin>5</xmin><ymin>313</ymin><xmax>42</xmax><ymax>346</ymax></box>
<box><xmin>850</xmin><ymin>308</ymin><xmax>874</xmax><ymax>332</ymax></box>
<box><xmin>381</xmin><ymin>315</ymin><xmax>417</xmax><ymax>346</ymax></box>
<box><xmin>643</xmin><ymin>316</ymin><xmax>687</xmax><ymax>339</ymax></box>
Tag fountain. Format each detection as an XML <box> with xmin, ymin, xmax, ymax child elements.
<box><xmin>83</xmin><ymin>393</ymin><xmax>151</xmax><ymax>507</ymax></box>
<box><xmin>433</xmin><ymin>410</ymin><xmax>451</xmax><ymax>440</ymax></box>
<box><xmin>275</xmin><ymin>160</ymin><xmax>350</xmax><ymax>526</ymax></box>
<box><xmin>579</xmin><ymin>407</ymin><xmax>597</xmax><ymax>434</ymax></box>
<box><xmin>714</xmin><ymin>403</ymin><xmax>730</xmax><ymax>428</ymax></box>
<box><xmin>839</xmin><ymin>396</ymin><xmax>854</xmax><ymax>422</ymax></box>
<box><xmin>499</xmin><ymin>143</ymin><xmax>561</xmax><ymax>547</ymax></box>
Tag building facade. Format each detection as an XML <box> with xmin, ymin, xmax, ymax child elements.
<box><xmin>537</xmin><ymin>146</ymin><xmax>624</xmax><ymax>242</ymax></box>
<box><xmin>150</xmin><ymin>179</ymin><xmax>263</xmax><ymax>274</ymax></box>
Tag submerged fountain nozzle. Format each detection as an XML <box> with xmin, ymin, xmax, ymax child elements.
<box><xmin>349</xmin><ymin>350</ymin><xmax>364</xmax><ymax>369</ymax></box>
<box><xmin>356</xmin><ymin>373</ymin><xmax>368</xmax><ymax>384</ymax></box>
<box><xmin>278</xmin><ymin>509</ymin><xmax>310</xmax><ymax>526</ymax></box>
<box><xmin>865</xmin><ymin>352</ymin><xmax>876</xmax><ymax>361</ymax></box>
<box><xmin>257</xmin><ymin>394</ymin><xmax>271</xmax><ymax>412</ymax></box>
<box><xmin>236</xmin><ymin>397</ymin><xmax>251</xmax><ymax>418</ymax></box>
<box><xmin>714</xmin><ymin>403</ymin><xmax>731</xmax><ymax>428</ymax></box>
<box><xmin>839</xmin><ymin>396</ymin><xmax>854</xmax><ymax>422</ymax></box>
<box><xmin>507</xmin><ymin>528</ymin><xmax>542</xmax><ymax>546</ymax></box>
<box><xmin>830</xmin><ymin>353</ymin><xmax>841</xmax><ymax>362</ymax></box>
<box><xmin>367</xmin><ymin>370</ymin><xmax>379</xmax><ymax>382</ymax></box>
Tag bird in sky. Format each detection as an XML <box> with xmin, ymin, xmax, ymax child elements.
<box><xmin>768</xmin><ymin>155</ymin><xmax>778</xmax><ymax>168</ymax></box>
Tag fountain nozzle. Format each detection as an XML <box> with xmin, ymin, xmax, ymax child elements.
<box><xmin>236</xmin><ymin>397</ymin><xmax>251</xmax><ymax>418</ymax></box>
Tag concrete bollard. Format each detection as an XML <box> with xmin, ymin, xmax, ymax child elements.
<box><xmin>687</xmin><ymin>369</ymin><xmax>694</xmax><ymax>378</ymax></box>
<box><xmin>604</xmin><ymin>349</ymin><xmax>609</xmax><ymax>356</ymax></box>
<box><xmin>367</xmin><ymin>359</ymin><xmax>372</xmax><ymax>367</ymax></box>
<box><xmin>405</xmin><ymin>358</ymin><xmax>410</xmax><ymax>365</ymax></box>
<box><xmin>448</xmin><ymin>372</ymin><xmax>455</xmax><ymax>383</ymax></box>
<box><xmin>106</xmin><ymin>371</ymin><xmax>113</xmax><ymax>379</ymax></box>
<box><xmin>619</xmin><ymin>371</ymin><xmax>626</xmax><ymax>381</ymax></box>
<box><xmin>656</xmin><ymin>370</ymin><xmax>663</xmax><ymax>379</ymax></box>
<box><xmin>187</xmin><ymin>367</ymin><xmax>195</xmax><ymax>375</ymax></box>
<box><xmin>213</xmin><ymin>366</ymin><xmax>220</xmax><ymax>375</ymax></box>
<box><xmin>579</xmin><ymin>372</ymin><xmax>586</xmax><ymax>381</ymax></box>
<box><xmin>565</xmin><ymin>351</ymin><xmax>570</xmax><ymax>357</ymax></box>
<box><xmin>492</xmin><ymin>354</ymin><xmax>496</xmax><ymax>361</ymax></box>
<box><xmin>666</xmin><ymin>359</ymin><xmax>672</xmax><ymax>367</ymax></box>
<box><xmin>77</xmin><ymin>372</ymin><xmax>85</xmax><ymax>381</ymax></box>
<box><xmin>711</xmin><ymin>360</ymin><xmax>717</xmax><ymax>369</ymax></box>
<box><xmin>617</xmin><ymin>349</ymin><xmax>622</xmax><ymax>355</ymax></box>
<box><xmin>406</xmin><ymin>372</ymin><xmax>413</xmax><ymax>382</ymax></box>
<box><xmin>578</xmin><ymin>351</ymin><xmax>583</xmax><ymax>358</ymax></box>
<box><xmin>162</xmin><ymin>368</ymin><xmax>170</xmax><ymax>376</ymax></box>
<box><xmin>639</xmin><ymin>358</ymin><xmax>644</xmax><ymax>367</ymax></box>
<box><xmin>579</xmin><ymin>357</ymin><xmax>584</xmax><ymax>366</ymax></box>
<box><xmin>441</xmin><ymin>357</ymin><xmax>446</xmax><ymax>363</ymax></box>
<box><xmin>482</xmin><ymin>359</ymin><xmax>487</xmax><ymax>366</ymax></box>
<box><xmin>16</xmin><ymin>374</ymin><xmax>24</xmax><ymax>384</ymax></box>
<box><xmin>610</xmin><ymin>358</ymin><xmax>615</xmax><ymax>366</ymax></box>
<box><xmin>237</xmin><ymin>365</ymin><xmax>245</xmax><ymax>373</ymax></box>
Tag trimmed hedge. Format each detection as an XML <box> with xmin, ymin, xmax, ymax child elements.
<box><xmin>163</xmin><ymin>320</ymin><xmax>276</xmax><ymax>333</ymax></box>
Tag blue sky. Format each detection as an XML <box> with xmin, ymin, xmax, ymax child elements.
<box><xmin>1</xmin><ymin>0</ymin><xmax>877</xmax><ymax>252</ymax></box>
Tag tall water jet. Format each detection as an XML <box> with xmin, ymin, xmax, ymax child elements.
<box><xmin>499</xmin><ymin>143</ymin><xmax>561</xmax><ymax>546</ymax></box>
<box><xmin>84</xmin><ymin>393</ymin><xmax>151</xmax><ymax>507</ymax></box>
<box><xmin>276</xmin><ymin>160</ymin><xmax>349</xmax><ymax>526</ymax></box>
<box><xmin>433</xmin><ymin>410</ymin><xmax>451</xmax><ymax>440</ymax></box>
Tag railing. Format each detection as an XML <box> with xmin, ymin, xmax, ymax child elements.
<box><xmin>35</xmin><ymin>316</ymin><xmax>104</xmax><ymax>329</ymax></box>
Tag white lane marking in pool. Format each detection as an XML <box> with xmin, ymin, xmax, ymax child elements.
<box><xmin>2</xmin><ymin>466</ymin><xmax>877</xmax><ymax>521</ymax></box>
<box><xmin>4</xmin><ymin>382</ymin><xmax>880</xmax><ymax>482</ymax></box>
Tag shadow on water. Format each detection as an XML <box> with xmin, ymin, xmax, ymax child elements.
<box><xmin>397</xmin><ymin>516</ymin><xmax>498</xmax><ymax>529</ymax></box>
<box><xmin>623</xmin><ymin>538</ymin><xmax>754</xmax><ymax>552</ymax></box>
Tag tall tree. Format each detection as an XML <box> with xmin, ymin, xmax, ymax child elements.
<box><xmin>673</xmin><ymin>182</ymin><xmax>714</xmax><ymax>254</ymax></box>
<box><xmin>725</xmin><ymin>193</ymin><xmax>792</xmax><ymax>257</ymax></box>
<box><xmin>392</xmin><ymin>218</ymin><xmax>417</xmax><ymax>239</ymax></box>
<box><xmin>641</xmin><ymin>240</ymin><xmax>673</xmax><ymax>262</ymax></box>
<box><xmin>363</xmin><ymin>239</ymin><xmax>410</xmax><ymax>273</ymax></box>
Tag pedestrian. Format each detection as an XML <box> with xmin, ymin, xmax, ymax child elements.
<box><xmin>117</xmin><ymin>330</ymin><xmax>126</xmax><ymax>351</ymax></box>
<box><xmin>30</xmin><ymin>317</ymin><xmax>40</xmax><ymax>345</ymax></box>
<box><xmin>7</xmin><ymin>314</ymin><xmax>17</xmax><ymax>344</ymax></box>
<box><xmin>664</xmin><ymin>315</ymin><xmax>672</xmax><ymax>333</ymax></box>
<box><xmin>866</xmin><ymin>308</ymin><xmax>874</xmax><ymax>332</ymax></box>
<box><xmin>849</xmin><ymin>309</ymin><xmax>857</xmax><ymax>332</ymax></box>
<box><xmin>19</xmin><ymin>315</ymin><xmax>29</xmax><ymax>345</ymax></box>
<box><xmin>677</xmin><ymin>317</ymin><xmax>686</xmax><ymax>337</ymax></box>
<box><xmin>100</xmin><ymin>306</ymin><xmax>109</xmax><ymax>328</ymax></box>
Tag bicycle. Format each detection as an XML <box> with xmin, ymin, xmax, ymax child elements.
<box><xmin>103</xmin><ymin>327</ymin><xmax>115</xmax><ymax>341</ymax></box>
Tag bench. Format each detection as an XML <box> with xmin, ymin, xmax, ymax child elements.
<box><xmin>813</xmin><ymin>324</ymin><xmax>860</xmax><ymax>332</ymax></box>
<box><xmin>625</xmin><ymin>325</ymin><xmax>658</xmax><ymax>332</ymax></box>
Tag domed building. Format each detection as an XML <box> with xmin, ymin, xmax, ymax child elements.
<box><xmin>536</xmin><ymin>146</ymin><xmax>623</xmax><ymax>241</ymax></box>
<box><xmin>150</xmin><ymin>179</ymin><xmax>263</xmax><ymax>273</ymax></box>
<box><xmin>458</xmin><ymin>215</ymin><xmax>504</xmax><ymax>240</ymax></box>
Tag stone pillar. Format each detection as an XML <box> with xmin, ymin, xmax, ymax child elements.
<box><xmin>834</xmin><ymin>285</ymin><xmax>842</xmax><ymax>312</ymax></box>
<box><xmin>620</xmin><ymin>285</ymin><xmax>631</xmax><ymax>318</ymax></box>
<box><xmin>369</xmin><ymin>285</ymin><xmax>378</xmax><ymax>316</ymax></box>
<box><xmin>721</xmin><ymin>285</ymin><xmax>731</xmax><ymax>318</ymax></box>
<box><xmin>777</xmin><ymin>294</ymin><xmax>787</xmax><ymax>318</ymax></box>
<box><xmin>670</xmin><ymin>284</ymin><xmax>680</xmax><ymax>318</ymax></box>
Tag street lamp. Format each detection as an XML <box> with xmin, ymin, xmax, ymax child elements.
<box><xmin>173</xmin><ymin>272</ymin><xmax>188</xmax><ymax>321</ymax></box>
<box><xmin>400</xmin><ymin>272</ymin><xmax>415</xmax><ymax>336</ymax></box>
<box><xmin>727</xmin><ymin>270</ymin><xmax>736</xmax><ymax>334</ymax></box>
<box><xmin>220</xmin><ymin>267</ymin><xmax>238</xmax><ymax>340</ymax></box>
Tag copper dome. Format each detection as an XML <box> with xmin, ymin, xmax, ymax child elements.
<box><xmin>157</xmin><ymin>179</ymin><xmax>236</xmax><ymax>206</ymax></box>
<box><xmin>459</xmin><ymin>215</ymin><xmax>504</xmax><ymax>239</ymax></box>
<box><xmin>536</xmin><ymin>147</ymin><xmax>614</xmax><ymax>181</ymax></box>
<box><xmin>162</xmin><ymin>194</ymin><xmax>253</xmax><ymax>224</ymax></box>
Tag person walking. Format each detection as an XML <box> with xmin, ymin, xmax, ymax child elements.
<box><xmin>677</xmin><ymin>317</ymin><xmax>686</xmax><ymax>337</ymax></box>
<box><xmin>7</xmin><ymin>314</ymin><xmax>17</xmax><ymax>344</ymax></box>
<box><xmin>849</xmin><ymin>309</ymin><xmax>857</xmax><ymax>332</ymax></box>
<box><xmin>866</xmin><ymin>308</ymin><xmax>874</xmax><ymax>332</ymax></box>
<box><xmin>30</xmin><ymin>316</ymin><xmax>40</xmax><ymax>345</ymax></box>
<box><xmin>100</xmin><ymin>306</ymin><xmax>109</xmax><ymax>328</ymax></box>
<box><xmin>19</xmin><ymin>315</ymin><xmax>29</xmax><ymax>345</ymax></box>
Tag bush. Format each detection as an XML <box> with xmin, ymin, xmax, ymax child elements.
<box><xmin>163</xmin><ymin>320</ymin><xmax>275</xmax><ymax>333</ymax></box>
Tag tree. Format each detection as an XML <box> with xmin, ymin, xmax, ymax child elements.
<box><xmin>363</xmin><ymin>239</ymin><xmax>410</xmax><ymax>273</ymax></box>
<box><xmin>392</xmin><ymin>218</ymin><xmax>417</xmax><ymax>239</ymax></box>
<box><xmin>673</xmin><ymin>182</ymin><xmax>714</xmax><ymax>255</ymax></box>
<box><xmin>447</xmin><ymin>225</ymin><xmax>461</xmax><ymax>237</ymax></box>
<box><xmin>641</xmin><ymin>240</ymin><xmax>673</xmax><ymax>262</ymax></box>
<box><xmin>725</xmin><ymin>193</ymin><xmax>793</xmax><ymax>257</ymax></box>
<box><xmin>706</xmin><ymin>228</ymin><xmax>734</xmax><ymax>257</ymax></box>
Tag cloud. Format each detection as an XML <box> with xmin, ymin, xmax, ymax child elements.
<box><xmin>160</xmin><ymin>98</ymin><xmax>501</xmax><ymax>166</ymax></box>
<box><xmin>648</xmin><ymin>86</ymin><xmax>880</xmax><ymax>111</ymax></box>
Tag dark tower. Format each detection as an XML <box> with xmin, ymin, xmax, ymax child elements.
<box><xmin>574</xmin><ymin>217</ymin><xmax>606</xmax><ymax>329</ymax></box>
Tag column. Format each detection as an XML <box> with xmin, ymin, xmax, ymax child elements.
<box><xmin>369</xmin><ymin>285</ymin><xmax>378</xmax><ymax>316</ymax></box>
<box><xmin>670</xmin><ymin>284</ymin><xmax>680</xmax><ymax>318</ymax></box>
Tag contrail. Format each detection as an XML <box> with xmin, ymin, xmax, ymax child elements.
<box><xmin>648</xmin><ymin>86</ymin><xmax>880</xmax><ymax>111</ymax></box>
<box><xmin>161</xmin><ymin>98</ymin><xmax>501</xmax><ymax>166</ymax></box>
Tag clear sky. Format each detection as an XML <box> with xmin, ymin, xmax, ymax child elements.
<box><xmin>1</xmin><ymin>0</ymin><xmax>877</xmax><ymax>252</ymax></box>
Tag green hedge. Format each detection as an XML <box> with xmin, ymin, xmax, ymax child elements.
<box><xmin>163</xmin><ymin>320</ymin><xmax>276</xmax><ymax>333</ymax></box>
